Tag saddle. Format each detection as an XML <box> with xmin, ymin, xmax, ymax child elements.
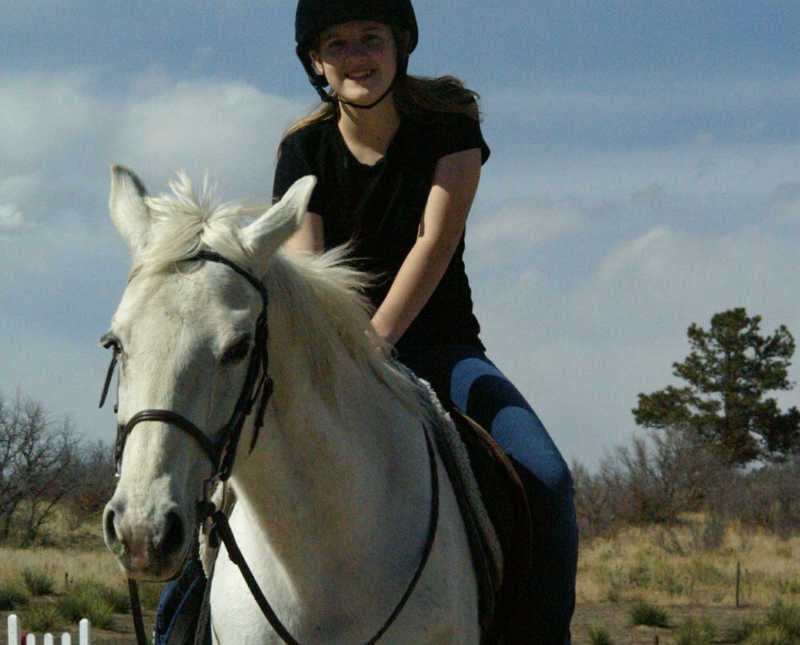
<box><xmin>432</xmin><ymin>399</ymin><xmax>533</xmax><ymax>645</ymax></box>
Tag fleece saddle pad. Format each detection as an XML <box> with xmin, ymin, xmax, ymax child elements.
<box><xmin>433</xmin><ymin>401</ymin><xmax>533</xmax><ymax>644</ymax></box>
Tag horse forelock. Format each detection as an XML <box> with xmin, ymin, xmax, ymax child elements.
<box><xmin>136</xmin><ymin>171</ymin><xmax>267</xmax><ymax>276</ymax></box>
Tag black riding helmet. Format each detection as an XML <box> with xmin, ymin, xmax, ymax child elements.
<box><xmin>295</xmin><ymin>0</ymin><xmax>418</xmax><ymax>106</ymax></box>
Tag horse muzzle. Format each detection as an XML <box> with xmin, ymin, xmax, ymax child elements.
<box><xmin>103</xmin><ymin>496</ymin><xmax>190</xmax><ymax>580</ymax></box>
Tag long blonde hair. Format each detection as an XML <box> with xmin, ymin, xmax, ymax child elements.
<box><xmin>281</xmin><ymin>74</ymin><xmax>481</xmax><ymax>143</ymax></box>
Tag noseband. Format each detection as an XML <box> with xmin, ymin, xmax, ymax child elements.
<box><xmin>99</xmin><ymin>249</ymin><xmax>273</xmax><ymax>481</ymax></box>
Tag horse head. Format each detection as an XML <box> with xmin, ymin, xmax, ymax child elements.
<box><xmin>101</xmin><ymin>165</ymin><xmax>314</xmax><ymax>580</ymax></box>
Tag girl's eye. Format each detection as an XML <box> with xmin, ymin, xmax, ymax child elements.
<box><xmin>325</xmin><ymin>39</ymin><xmax>345</xmax><ymax>53</ymax></box>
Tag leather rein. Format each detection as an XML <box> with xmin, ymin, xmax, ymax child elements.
<box><xmin>99</xmin><ymin>249</ymin><xmax>440</xmax><ymax>645</ymax></box>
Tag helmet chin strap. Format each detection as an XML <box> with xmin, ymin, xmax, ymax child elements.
<box><xmin>340</xmin><ymin>72</ymin><xmax>399</xmax><ymax>109</ymax></box>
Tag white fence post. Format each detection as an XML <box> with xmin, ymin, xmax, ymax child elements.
<box><xmin>78</xmin><ymin>619</ymin><xmax>90</xmax><ymax>645</ymax></box>
<box><xmin>8</xmin><ymin>614</ymin><xmax>20</xmax><ymax>645</ymax></box>
<box><xmin>6</xmin><ymin>615</ymin><xmax>90</xmax><ymax>645</ymax></box>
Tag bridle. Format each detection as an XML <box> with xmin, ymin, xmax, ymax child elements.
<box><xmin>99</xmin><ymin>249</ymin><xmax>439</xmax><ymax>645</ymax></box>
<box><xmin>99</xmin><ymin>249</ymin><xmax>273</xmax><ymax>481</ymax></box>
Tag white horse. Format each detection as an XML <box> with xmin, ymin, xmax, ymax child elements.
<box><xmin>101</xmin><ymin>166</ymin><xmax>480</xmax><ymax>644</ymax></box>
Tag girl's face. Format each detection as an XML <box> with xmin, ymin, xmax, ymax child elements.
<box><xmin>310</xmin><ymin>21</ymin><xmax>398</xmax><ymax>106</ymax></box>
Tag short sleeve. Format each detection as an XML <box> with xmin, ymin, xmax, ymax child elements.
<box><xmin>272</xmin><ymin>132</ymin><xmax>325</xmax><ymax>213</ymax></box>
<box><xmin>431</xmin><ymin>112</ymin><xmax>491</xmax><ymax>165</ymax></box>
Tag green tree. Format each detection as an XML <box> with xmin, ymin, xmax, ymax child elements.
<box><xmin>633</xmin><ymin>308</ymin><xmax>800</xmax><ymax>465</ymax></box>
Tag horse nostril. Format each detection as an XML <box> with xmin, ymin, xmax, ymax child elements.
<box><xmin>159</xmin><ymin>511</ymin><xmax>185</xmax><ymax>558</ymax></box>
<box><xmin>103</xmin><ymin>504</ymin><xmax>121</xmax><ymax>548</ymax></box>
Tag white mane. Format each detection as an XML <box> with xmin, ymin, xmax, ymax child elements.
<box><xmin>136</xmin><ymin>171</ymin><xmax>425</xmax><ymax>416</ymax></box>
<box><xmin>138</xmin><ymin>171</ymin><xmax>264</xmax><ymax>275</ymax></box>
<box><xmin>267</xmin><ymin>250</ymin><xmax>424</xmax><ymax>415</ymax></box>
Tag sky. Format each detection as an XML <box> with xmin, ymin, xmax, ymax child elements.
<box><xmin>1</xmin><ymin>1</ymin><xmax>799</xmax><ymax>469</ymax></box>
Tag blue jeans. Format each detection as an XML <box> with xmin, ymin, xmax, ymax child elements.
<box><xmin>154</xmin><ymin>558</ymin><xmax>210</xmax><ymax>645</ymax></box>
<box><xmin>399</xmin><ymin>344</ymin><xmax>578</xmax><ymax>645</ymax></box>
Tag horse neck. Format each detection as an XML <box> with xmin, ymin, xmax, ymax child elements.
<box><xmin>231</xmin><ymin>362</ymin><xmax>432</xmax><ymax>609</ymax></box>
<box><xmin>229</xmin><ymin>259</ymin><xmax>432</xmax><ymax>596</ymax></box>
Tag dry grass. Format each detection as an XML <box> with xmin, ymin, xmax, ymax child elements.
<box><xmin>0</xmin><ymin>512</ymin><xmax>165</xmax><ymax>621</ymax></box>
<box><xmin>0</xmin><ymin>546</ymin><xmax>125</xmax><ymax>592</ymax></box>
<box><xmin>577</xmin><ymin>514</ymin><xmax>800</xmax><ymax>607</ymax></box>
<box><xmin>3</xmin><ymin>511</ymin><xmax>799</xmax><ymax>644</ymax></box>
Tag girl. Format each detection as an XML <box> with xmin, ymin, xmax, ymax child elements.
<box><xmin>273</xmin><ymin>1</ymin><xmax>578</xmax><ymax>643</ymax></box>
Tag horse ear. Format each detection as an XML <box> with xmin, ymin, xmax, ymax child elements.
<box><xmin>109</xmin><ymin>165</ymin><xmax>151</xmax><ymax>257</ymax></box>
<box><xmin>242</xmin><ymin>175</ymin><xmax>317</xmax><ymax>267</ymax></box>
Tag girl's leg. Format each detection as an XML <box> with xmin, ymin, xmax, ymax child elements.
<box><xmin>154</xmin><ymin>558</ymin><xmax>209</xmax><ymax>645</ymax></box>
<box><xmin>400</xmin><ymin>345</ymin><xmax>578</xmax><ymax>645</ymax></box>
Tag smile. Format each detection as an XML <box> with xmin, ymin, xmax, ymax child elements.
<box><xmin>346</xmin><ymin>70</ymin><xmax>375</xmax><ymax>80</ymax></box>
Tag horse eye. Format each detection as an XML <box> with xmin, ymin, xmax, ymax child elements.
<box><xmin>220</xmin><ymin>336</ymin><xmax>251</xmax><ymax>366</ymax></box>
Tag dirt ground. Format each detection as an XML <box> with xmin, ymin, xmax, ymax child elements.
<box><xmin>3</xmin><ymin>602</ymin><xmax>771</xmax><ymax>644</ymax></box>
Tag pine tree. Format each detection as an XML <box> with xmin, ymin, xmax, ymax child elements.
<box><xmin>633</xmin><ymin>308</ymin><xmax>800</xmax><ymax>465</ymax></box>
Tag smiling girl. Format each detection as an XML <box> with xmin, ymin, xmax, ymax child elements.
<box><xmin>273</xmin><ymin>1</ymin><xmax>578</xmax><ymax>643</ymax></box>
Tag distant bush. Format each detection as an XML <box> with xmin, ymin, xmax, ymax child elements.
<box><xmin>0</xmin><ymin>581</ymin><xmax>29</xmax><ymax>610</ymax></box>
<box><xmin>587</xmin><ymin>624</ymin><xmax>613</xmax><ymax>645</ymax></box>
<box><xmin>746</xmin><ymin>625</ymin><xmax>794</xmax><ymax>645</ymax></box>
<box><xmin>734</xmin><ymin>461</ymin><xmax>800</xmax><ymax>537</ymax></box>
<box><xmin>23</xmin><ymin>566</ymin><xmax>56</xmax><ymax>595</ymax></box>
<box><xmin>764</xmin><ymin>603</ymin><xmax>800</xmax><ymax>639</ymax></box>
<box><xmin>573</xmin><ymin>430</ymin><xmax>800</xmax><ymax>541</ymax></box>
<box><xmin>24</xmin><ymin>603</ymin><xmax>62</xmax><ymax>633</ymax></box>
<box><xmin>630</xmin><ymin>601</ymin><xmax>669</xmax><ymax>627</ymax></box>
<box><xmin>731</xmin><ymin>602</ymin><xmax>800</xmax><ymax>644</ymax></box>
<box><xmin>675</xmin><ymin>617</ymin><xmax>716</xmax><ymax>645</ymax></box>
<box><xmin>56</xmin><ymin>581</ymin><xmax>115</xmax><ymax>629</ymax></box>
<box><xmin>139</xmin><ymin>581</ymin><xmax>165</xmax><ymax>611</ymax></box>
<box><xmin>101</xmin><ymin>582</ymin><xmax>132</xmax><ymax>613</ymax></box>
<box><xmin>573</xmin><ymin>425</ymin><xmax>731</xmax><ymax>540</ymax></box>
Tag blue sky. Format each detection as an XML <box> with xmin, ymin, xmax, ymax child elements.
<box><xmin>1</xmin><ymin>1</ymin><xmax>799</xmax><ymax>468</ymax></box>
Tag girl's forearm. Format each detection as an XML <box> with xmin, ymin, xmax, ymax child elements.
<box><xmin>371</xmin><ymin>235</ymin><xmax>457</xmax><ymax>344</ymax></box>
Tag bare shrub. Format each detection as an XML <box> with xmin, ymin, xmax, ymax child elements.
<box><xmin>0</xmin><ymin>392</ymin><xmax>81</xmax><ymax>544</ymax></box>
<box><xmin>675</xmin><ymin>617</ymin><xmax>716</xmax><ymax>645</ymax></box>
<box><xmin>734</xmin><ymin>458</ymin><xmax>800</xmax><ymax>537</ymax></box>
<box><xmin>574</xmin><ymin>425</ymin><xmax>730</xmax><ymax>538</ymax></box>
<box><xmin>630</xmin><ymin>601</ymin><xmax>669</xmax><ymax>627</ymax></box>
<box><xmin>62</xmin><ymin>439</ymin><xmax>115</xmax><ymax>528</ymax></box>
<box><xmin>571</xmin><ymin>460</ymin><xmax>616</xmax><ymax>540</ymax></box>
<box><xmin>576</xmin><ymin>436</ymin><xmax>800</xmax><ymax>540</ymax></box>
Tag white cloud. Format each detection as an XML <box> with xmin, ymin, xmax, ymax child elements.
<box><xmin>0</xmin><ymin>203</ymin><xmax>23</xmax><ymax>231</ymax></box>
<box><xmin>486</xmin><ymin>75</ymin><xmax>800</xmax><ymax>133</ymax></box>
<box><xmin>470</xmin><ymin>193</ymin><xmax>800</xmax><ymax>467</ymax></box>
<box><xmin>770</xmin><ymin>182</ymin><xmax>800</xmax><ymax>222</ymax></box>
<box><xmin>0</xmin><ymin>71</ymin><xmax>105</xmax><ymax>169</ymax></box>
<box><xmin>469</xmin><ymin>198</ymin><xmax>585</xmax><ymax>262</ymax></box>
<box><xmin>111</xmin><ymin>79</ymin><xmax>303</xmax><ymax>197</ymax></box>
<box><xmin>580</xmin><ymin>226</ymin><xmax>798</xmax><ymax>328</ymax></box>
<box><xmin>0</xmin><ymin>69</ymin><xmax>308</xmax><ymax>443</ymax></box>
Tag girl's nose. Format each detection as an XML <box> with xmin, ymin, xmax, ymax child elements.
<box><xmin>343</xmin><ymin>41</ymin><xmax>368</xmax><ymax>60</ymax></box>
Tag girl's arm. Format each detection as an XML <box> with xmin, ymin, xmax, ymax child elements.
<box><xmin>371</xmin><ymin>147</ymin><xmax>482</xmax><ymax>345</ymax></box>
<box><xmin>284</xmin><ymin>211</ymin><xmax>325</xmax><ymax>253</ymax></box>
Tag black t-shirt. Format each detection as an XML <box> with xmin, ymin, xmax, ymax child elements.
<box><xmin>273</xmin><ymin>110</ymin><xmax>490</xmax><ymax>352</ymax></box>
